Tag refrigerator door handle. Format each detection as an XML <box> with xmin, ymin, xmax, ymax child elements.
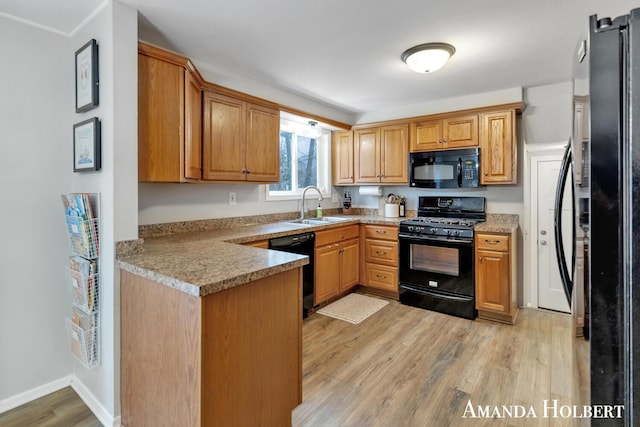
<box><xmin>554</xmin><ymin>139</ymin><xmax>574</xmax><ymax>308</ymax></box>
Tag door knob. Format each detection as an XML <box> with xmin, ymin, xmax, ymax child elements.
<box><xmin>540</xmin><ymin>240</ymin><xmax>547</xmax><ymax>245</ymax></box>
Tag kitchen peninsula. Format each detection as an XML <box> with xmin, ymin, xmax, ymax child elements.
<box><xmin>116</xmin><ymin>222</ymin><xmax>312</xmax><ymax>426</ymax></box>
<box><xmin>116</xmin><ymin>214</ymin><xmax>402</xmax><ymax>426</ymax></box>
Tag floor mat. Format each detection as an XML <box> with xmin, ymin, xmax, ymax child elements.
<box><xmin>316</xmin><ymin>293</ymin><xmax>389</xmax><ymax>324</ymax></box>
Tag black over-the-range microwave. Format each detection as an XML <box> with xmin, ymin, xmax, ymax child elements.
<box><xmin>409</xmin><ymin>148</ymin><xmax>482</xmax><ymax>188</ymax></box>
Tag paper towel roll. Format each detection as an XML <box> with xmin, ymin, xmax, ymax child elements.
<box><xmin>358</xmin><ymin>186</ymin><xmax>383</xmax><ymax>196</ymax></box>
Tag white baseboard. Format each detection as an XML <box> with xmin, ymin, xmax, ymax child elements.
<box><xmin>0</xmin><ymin>375</ymin><xmax>73</xmax><ymax>414</ymax></box>
<box><xmin>70</xmin><ymin>376</ymin><xmax>120</xmax><ymax>427</ymax></box>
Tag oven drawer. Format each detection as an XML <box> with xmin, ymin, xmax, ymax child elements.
<box><xmin>475</xmin><ymin>233</ymin><xmax>509</xmax><ymax>252</ymax></box>
<box><xmin>365</xmin><ymin>263</ymin><xmax>398</xmax><ymax>291</ymax></box>
<box><xmin>364</xmin><ymin>225</ymin><xmax>398</xmax><ymax>241</ymax></box>
<box><xmin>365</xmin><ymin>240</ymin><xmax>398</xmax><ymax>266</ymax></box>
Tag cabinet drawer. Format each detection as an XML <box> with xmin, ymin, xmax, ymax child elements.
<box><xmin>315</xmin><ymin>225</ymin><xmax>359</xmax><ymax>247</ymax></box>
<box><xmin>365</xmin><ymin>263</ymin><xmax>398</xmax><ymax>292</ymax></box>
<box><xmin>365</xmin><ymin>240</ymin><xmax>398</xmax><ymax>266</ymax></box>
<box><xmin>243</xmin><ymin>240</ymin><xmax>268</xmax><ymax>249</ymax></box>
<box><xmin>476</xmin><ymin>233</ymin><xmax>509</xmax><ymax>252</ymax></box>
<box><xmin>364</xmin><ymin>225</ymin><xmax>398</xmax><ymax>241</ymax></box>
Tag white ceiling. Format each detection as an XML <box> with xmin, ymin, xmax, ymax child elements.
<box><xmin>1</xmin><ymin>0</ymin><xmax>634</xmax><ymax>117</ymax></box>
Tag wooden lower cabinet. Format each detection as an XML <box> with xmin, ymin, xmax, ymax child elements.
<box><xmin>360</xmin><ymin>225</ymin><xmax>399</xmax><ymax>297</ymax></box>
<box><xmin>120</xmin><ymin>268</ymin><xmax>302</xmax><ymax>426</ymax></box>
<box><xmin>314</xmin><ymin>225</ymin><xmax>359</xmax><ymax>305</ymax></box>
<box><xmin>475</xmin><ymin>231</ymin><xmax>518</xmax><ymax>324</ymax></box>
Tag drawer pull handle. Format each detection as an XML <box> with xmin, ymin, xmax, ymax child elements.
<box><xmin>376</xmin><ymin>251</ymin><xmax>387</xmax><ymax>255</ymax></box>
<box><xmin>484</xmin><ymin>239</ymin><xmax>501</xmax><ymax>244</ymax></box>
<box><xmin>376</xmin><ymin>230</ymin><xmax>387</xmax><ymax>234</ymax></box>
<box><xmin>376</xmin><ymin>274</ymin><xmax>387</xmax><ymax>279</ymax></box>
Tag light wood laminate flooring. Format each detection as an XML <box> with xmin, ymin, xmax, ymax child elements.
<box><xmin>0</xmin><ymin>299</ymin><xmax>588</xmax><ymax>427</ymax></box>
<box><xmin>293</xmin><ymin>298</ymin><xmax>589</xmax><ymax>427</ymax></box>
<box><xmin>0</xmin><ymin>387</ymin><xmax>101</xmax><ymax>427</ymax></box>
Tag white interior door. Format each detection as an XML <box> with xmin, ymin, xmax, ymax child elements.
<box><xmin>536</xmin><ymin>159</ymin><xmax>571</xmax><ymax>313</ymax></box>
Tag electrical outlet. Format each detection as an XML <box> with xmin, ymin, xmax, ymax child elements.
<box><xmin>331</xmin><ymin>193</ymin><xmax>338</xmax><ymax>203</ymax></box>
<box><xmin>229</xmin><ymin>192</ymin><xmax>236</xmax><ymax>205</ymax></box>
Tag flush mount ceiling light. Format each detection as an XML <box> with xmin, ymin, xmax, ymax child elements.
<box><xmin>401</xmin><ymin>43</ymin><xmax>456</xmax><ymax>73</ymax></box>
<box><xmin>307</xmin><ymin>121</ymin><xmax>323</xmax><ymax>138</ymax></box>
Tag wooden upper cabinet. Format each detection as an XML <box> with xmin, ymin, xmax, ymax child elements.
<box><xmin>332</xmin><ymin>130</ymin><xmax>354</xmax><ymax>185</ymax></box>
<box><xmin>443</xmin><ymin>115</ymin><xmax>478</xmax><ymax>148</ymax></box>
<box><xmin>138</xmin><ymin>42</ymin><xmax>281</xmax><ymax>184</ymax></box>
<box><xmin>138</xmin><ymin>46</ymin><xmax>203</xmax><ymax>183</ymax></box>
<box><xmin>246</xmin><ymin>103</ymin><xmax>280</xmax><ymax>182</ymax></box>
<box><xmin>354</xmin><ymin>124</ymin><xmax>408</xmax><ymax>184</ymax></box>
<box><xmin>202</xmin><ymin>91</ymin><xmax>279</xmax><ymax>182</ymax></box>
<box><xmin>184</xmin><ymin>70</ymin><xmax>203</xmax><ymax>180</ymax></box>
<box><xmin>410</xmin><ymin>115</ymin><xmax>477</xmax><ymax>152</ymax></box>
<box><xmin>354</xmin><ymin>128</ymin><xmax>380</xmax><ymax>183</ymax></box>
<box><xmin>410</xmin><ymin>119</ymin><xmax>442</xmax><ymax>151</ymax></box>
<box><xmin>480</xmin><ymin>110</ymin><xmax>516</xmax><ymax>184</ymax></box>
<box><xmin>202</xmin><ymin>91</ymin><xmax>246</xmax><ymax>181</ymax></box>
<box><xmin>380</xmin><ymin>124</ymin><xmax>409</xmax><ymax>183</ymax></box>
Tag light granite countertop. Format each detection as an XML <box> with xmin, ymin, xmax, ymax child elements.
<box><xmin>116</xmin><ymin>214</ymin><xmax>404</xmax><ymax>297</ymax></box>
<box><xmin>474</xmin><ymin>213</ymin><xmax>520</xmax><ymax>234</ymax></box>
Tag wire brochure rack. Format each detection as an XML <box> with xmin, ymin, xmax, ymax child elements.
<box><xmin>62</xmin><ymin>193</ymin><xmax>100</xmax><ymax>368</ymax></box>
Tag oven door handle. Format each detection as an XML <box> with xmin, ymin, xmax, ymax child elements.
<box><xmin>400</xmin><ymin>284</ymin><xmax>473</xmax><ymax>302</ymax></box>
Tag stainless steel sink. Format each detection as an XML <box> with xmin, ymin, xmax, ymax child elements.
<box><xmin>286</xmin><ymin>219</ymin><xmax>325</xmax><ymax>225</ymax></box>
<box><xmin>317</xmin><ymin>216</ymin><xmax>352</xmax><ymax>223</ymax></box>
<box><xmin>285</xmin><ymin>216</ymin><xmax>352</xmax><ymax>226</ymax></box>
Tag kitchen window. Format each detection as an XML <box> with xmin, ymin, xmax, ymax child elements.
<box><xmin>266</xmin><ymin>116</ymin><xmax>331</xmax><ymax>200</ymax></box>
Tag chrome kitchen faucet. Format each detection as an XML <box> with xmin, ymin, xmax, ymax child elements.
<box><xmin>300</xmin><ymin>186</ymin><xmax>323</xmax><ymax>219</ymax></box>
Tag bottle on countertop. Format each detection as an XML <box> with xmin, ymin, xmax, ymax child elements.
<box><xmin>399</xmin><ymin>198</ymin><xmax>406</xmax><ymax>217</ymax></box>
<box><xmin>316</xmin><ymin>203</ymin><xmax>322</xmax><ymax>218</ymax></box>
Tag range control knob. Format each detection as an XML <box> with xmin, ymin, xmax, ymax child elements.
<box><xmin>430</xmin><ymin>228</ymin><xmax>438</xmax><ymax>234</ymax></box>
<box><xmin>450</xmin><ymin>229</ymin><xmax>459</xmax><ymax>236</ymax></box>
<box><xmin>408</xmin><ymin>226</ymin><xmax>415</xmax><ymax>232</ymax></box>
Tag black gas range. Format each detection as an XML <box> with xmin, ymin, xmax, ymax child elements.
<box><xmin>398</xmin><ymin>196</ymin><xmax>485</xmax><ymax>320</ymax></box>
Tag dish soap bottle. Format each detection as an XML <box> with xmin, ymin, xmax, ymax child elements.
<box><xmin>316</xmin><ymin>203</ymin><xmax>322</xmax><ymax>218</ymax></box>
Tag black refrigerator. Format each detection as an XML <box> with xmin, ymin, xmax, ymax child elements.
<box><xmin>556</xmin><ymin>8</ymin><xmax>640</xmax><ymax>425</ymax></box>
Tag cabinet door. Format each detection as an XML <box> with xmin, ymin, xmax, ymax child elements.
<box><xmin>340</xmin><ymin>238</ymin><xmax>360</xmax><ymax>292</ymax></box>
<box><xmin>480</xmin><ymin>110</ymin><xmax>516</xmax><ymax>184</ymax></box>
<box><xmin>138</xmin><ymin>55</ymin><xmax>185</xmax><ymax>182</ymax></box>
<box><xmin>332</xmin><ymin>131</ymin><xmax>354</xmax><ymax>185</ymax></box>
<box><xmin>410</xmin><ymin>120</ymin><xmax>442</xmax><ymax>152</ymax></box>
<box><xmin>354</xmin><ymin>128</ymin><xmax>381</xmax><ymax>183</ymax></box>
<box><xmin>246</xmin><ymin>103</ymin><xmax>280</xmax><ymax>182</ymax></box>
<box><xmin>475</xmin><ymin>249</ymin><xmax>510</xmax><ymax>314</ymax></box>
<box><xmin>202</xmin><ymin>91</ymin><xmax>247</xmax><ymax>181</ymax></box>
<box><xmin>380</xmin><ymin>124</ymin><xmax>408</xmax><ymax>183</ymax></box>
<box><xmin>315</xmin><ymin>244</ymin><xmax>341</xmax><ymax>304</ymax></box>
<box><xmin>443</xmin><ymin>115</ymin><xmax>478</xmax><ymax>148</ymax></box>
<box><xmin>184</xmin><ymin>69</ymin><xmax>202</xmax><ymax>180</ymax></box>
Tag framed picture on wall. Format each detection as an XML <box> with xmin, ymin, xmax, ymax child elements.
<box><xmin>75</xmin><ymin>39</ymin><xmax>99</xmax><ymax>113</ymax></box>
<box><xmin>73</xmin><ymin>118</ymin><xmax>101</xmax><ymax>172</ymax></box>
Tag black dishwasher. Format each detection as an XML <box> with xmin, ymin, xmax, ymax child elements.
<box><xmin>269</xmin><ymin>232</ymin><xmax>315</xmax><ymax>318</ymax></box>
